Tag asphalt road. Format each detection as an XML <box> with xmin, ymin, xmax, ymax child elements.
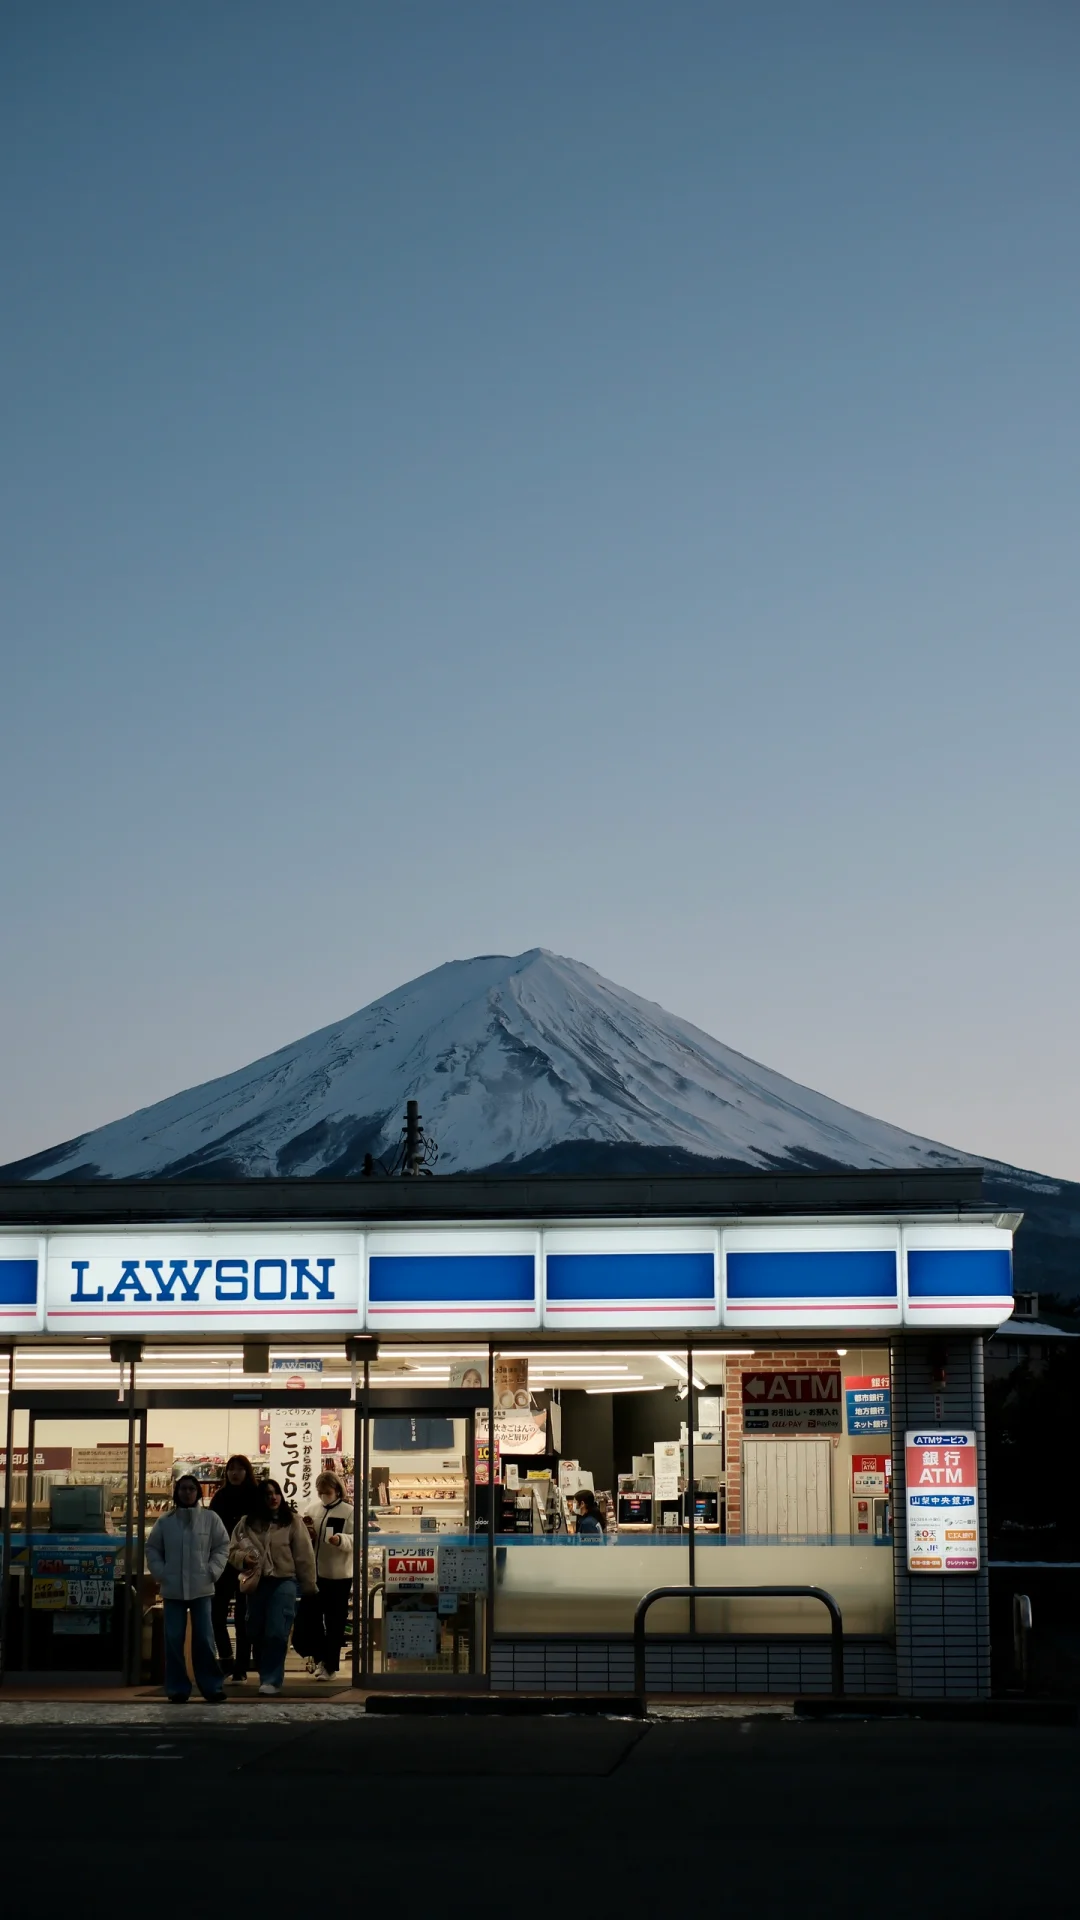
<box><xmin>1</xmin><ymin>1712</ymin><xmax>1073</xmax><ymax>1916</ymax></box>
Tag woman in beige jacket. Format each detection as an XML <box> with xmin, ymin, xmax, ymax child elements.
<box><xmin>229</xmin><ymin>1478</ymin><xmax>317</xmax><ymax>1695</ymax></box>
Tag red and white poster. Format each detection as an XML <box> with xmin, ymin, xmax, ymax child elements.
<box><xmin>386</xmin><ymin>1551</ymin><xmax>438</xmax><ymax>1593</ymax></box>
<box><xmin>905</xmin><ymin>1430</ymin><xmax>979</xmax><ymax>1572</ymax></box>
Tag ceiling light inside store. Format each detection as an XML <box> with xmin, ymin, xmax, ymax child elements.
<box><xmin>500</xmin><ymin>1350</ymin><xmax>667</xmax><ymax>1360</ymax></box>
<box><xmin>529</xmin><ymin>1368</ymin><xmax>633</xmax><ymax>1376</ymax></box>
<box><xmin>14</xmin><ymin>1370</ymin><xmax>308</xmax><ymax>1386</ymax></box>
<box><xmin>379</xmin><ymin>1350</ymin><xmax>487</xmax><ymax>1360</ymax></box>
<box><xmin>658</xmin><ymin>1353</ymin><xmax>707</xmax><ymax>1391</ymax></box>
<box><xmin>142</xmin><ymin>1351</ymin><xmax>245</xmax><ymax>1361</ymax></box>
<box><xmin>585</xmin><ymin>1383</ymin><xmax>666</xmax><ymax>1395</ymax></box>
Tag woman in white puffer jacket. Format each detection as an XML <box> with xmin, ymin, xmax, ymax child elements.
<box><xmin>304</xmin><ymin>1471</ymin><xmax>355</xmax><ymax>1680</ymax></box>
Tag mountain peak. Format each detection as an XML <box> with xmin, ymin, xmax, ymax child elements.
<box><xmin>0</xmin><ymin>948</ymin><xmax>974</xmax><ymax>1184</ymax></box>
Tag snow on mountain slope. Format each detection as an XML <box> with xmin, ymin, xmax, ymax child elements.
<box><xmin>1</xmin><ymin>949</ymin><xmax>976</xmax><ymax>1182</ymax></box>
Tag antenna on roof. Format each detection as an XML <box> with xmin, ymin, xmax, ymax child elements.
<box><xmin>360</xmin><ymin>1101</ymin><xmax>438</xmax><ymax>1177</ymax></box>
<box><xmin>401</xmin><ymin>1099</ymin><xmax>438</xmax><ymax>1176</ymax></box>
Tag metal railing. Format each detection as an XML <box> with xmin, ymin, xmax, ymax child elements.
<box><xmin>632</xmin><ymin>1584</ymin><xmax>845</xmax><ymax>1699</ymax></box>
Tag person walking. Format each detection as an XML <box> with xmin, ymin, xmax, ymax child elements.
<box><xmin>209</xmin><ymin>1454</ymin><xmax>259</xmax><ymax>1681</ymax></box>
<box><xmin>229</xmin><ymin>1477</ymin><xmax>317</xmax><ymax>1696</ymax></box>
<box><xmin>305</xmin><ymin>1470</ymin><xmax>355</xmax><ymax>1681</ymax></box>
<box><xmin>146</xmin><ymin>1473</ymin><xmax>230</xmax><ymax>1704</ymax></box>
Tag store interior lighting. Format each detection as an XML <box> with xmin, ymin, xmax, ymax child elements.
<box><xmin>658</xmin><ymin>1353</ymin><xmax>707</xmax><ymax>1391</ymax></box>
<box><xmin>585</xmin><ymin>1382</ymin><xmax>665</xmax><ymax>1395</ymax></box>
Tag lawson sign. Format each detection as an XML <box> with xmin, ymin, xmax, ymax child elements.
<box><xmin>1</xmin><ymin>1217</ymin><xmax>1019</xmax><ymax>1334</ymax></box>
<box><xmin>45</xmin><ymin>1232</ymin><xmax>361</xmax><ymax>1333</ymax></box>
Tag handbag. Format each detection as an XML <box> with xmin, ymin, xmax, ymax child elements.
<box><xmin>235</xmin><ymin>1522</ymin><xmax>267</xmax><ymax>1596</ymax></box>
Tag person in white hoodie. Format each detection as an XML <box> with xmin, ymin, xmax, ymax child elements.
<box><xmin>146</xmin><ymin>1474</ymin><xmax>230</xmax><ymax>1703</ymax></box>
<box><xmin>304</xmin><ymin>1471</ymin><xmax>355</xmax><ymax>1680</ymax></box>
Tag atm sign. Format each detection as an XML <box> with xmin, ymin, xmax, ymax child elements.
<box><xmin>386</xmin><ymin>1553</ymin><xmax>438</xmax><ymax>1592</ymax></box>
<box><xmin>852</xmin><ymin>1454</ymin><xmax>890</xmax><ymax>1494</ymax></box>
<box><xmin>742</xmin><ymin>1370</ymin><xmax>842</xmax><ymax>1433</ymax></box>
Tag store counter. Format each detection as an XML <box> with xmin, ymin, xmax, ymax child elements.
<box><xmin>494</xmin><ymin>1535</ymin><xmax>894</xmax><ymax>1636</ymax></box>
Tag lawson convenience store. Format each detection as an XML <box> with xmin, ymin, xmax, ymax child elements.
<box><xmin>0</xmin><ymin>1170</ymin><xmax>1015</xmax><ymax>1698</ymax></box>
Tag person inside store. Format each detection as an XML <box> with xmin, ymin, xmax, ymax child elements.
<box><xmin>303</xmin><ymin>1469</ymin><xmax>355</xmax><ymax>1682</ymax></box>
<box><xmin>146</xmin><ymin>1473</ymin><xmax>231</xmax><ymax>1704</ymax></box>
<box><xmin>209</xmin><ymin>1454</ymin><xmax>259</xmax><ymax>1682</ymax></box>
<box><xmin>572</xmin><ymin>1489</ymin><xmax>606</xmax><ymax>1536</ymax></box>
<box><xmin>228</xmin><ymin>1477</ymin><xmax>318</xmax><ymax>1695</ymax></box>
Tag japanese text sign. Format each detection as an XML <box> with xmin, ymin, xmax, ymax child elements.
<box><xmin>905</xmin><ymin>1430</ymin><xmax>979</xmax><ymax>1572</ymax></box>
<box><xmin>742</xmin><ymin>1370</ymin><xmax>842</xmax><ymax>1433</ymax></box>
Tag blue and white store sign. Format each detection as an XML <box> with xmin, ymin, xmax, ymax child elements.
<box><xmin>722</xmin><ymin>1225</ymin><xmax>902</xmax><ymax>1331</ymax></box>
<box><xmin>542</xmin><ymin>1227</ymin><xmax>717</xmax><ymax>1330</ymax></box>
<box><xmin>902</xmin><ymin>1224</ymin><xmax>1014</xmax><ymax>1329</ymax></box>
<box><xmin>44</xmin><ymin>1231</ymin><xmax>362</xmax><ymax>1334</ymax></box>
<box><xmin>365</xmin><ymin>1229</ymin><xmax>541</xmax><ymax>1332</ymax></box>
<box><xmin>0</xmin><ymin>1217</ymin><xmax>1016</xmax><ymax>1336</ymax></box>
<box><xmin>0</xmin><ymin>1236</ymin><xmax>45</xmax><ymax>1333</ymax></box>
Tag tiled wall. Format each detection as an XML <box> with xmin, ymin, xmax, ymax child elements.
<box><xmin>890</xmin><ymin>1334</ymin><xmax>990</xmax><ymax>1698</ymax></box>
<box><xmin>491</xmin><ymin>1636</ymin><xmax>897</xmax><ymax>1695</ymax></box>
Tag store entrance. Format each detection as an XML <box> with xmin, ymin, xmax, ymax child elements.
<box><xmin>361</xmin><ymin>1388</ymin><xmax>492</xmax><ymax>1690</ymax></box>
<box><xmin>2</xmin><ymin>1383</ymin><xmax>493</xmax><ymax>1694</ymax></box>
<box><xmin>1</xmin><ymin>1392</ymin><xmax>146</xmax><ymax>1685</ymax></box>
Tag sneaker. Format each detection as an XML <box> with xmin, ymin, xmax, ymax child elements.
<box><xmin>258</xmin><ymin>1682</ymin><xmax>282</xmax><ymax>1696</ymax></box>
<box><xmin>165</xmin><ymin>1694</ymin><xmax>189</xmax><ymax>1704</ymax></box>
<box><xmin>204</xmin><ymin>1694</ymin><xmax>228</xmax><ymax>1705</ymax></box>
<box><xmin>231</xmin><ymin>1670</ymin><xmax>249</xmax><ymax>1683</ymax></box>
<box><xmin>314</xmin><ymin>1662</ymin><xmax>331</xmax><ymax>1681</ymax></box>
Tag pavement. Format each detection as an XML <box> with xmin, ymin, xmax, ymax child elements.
<box><xmin>1</xmin><ymin>1701</ymin><xmax>1074</xmax><ymax>1915</ymax></box>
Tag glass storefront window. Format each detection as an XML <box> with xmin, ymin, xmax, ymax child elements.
<box><xmin>490</xmin><ymin>1347</ymin><xmax>694</xmax><ymax>1640</ymax></box>
<box><xmin>362</xmin><ymin>1400</ymin><xmax>488</xmax><ymax>1684</ymax></box>
<box><xmin>2</xmin><ymin>1337</ymin><xmax>895</xmax><ymax>1690</ymax></box>
<box><xmin>689</xmin><ymin>1344</ymin><xmax>894</xmax><ymax>1638</ymax></box>
<box><xmin>1</xmin><ymin>1408</ymin><xmax>140</xmax><ymax>1681</ymax></box>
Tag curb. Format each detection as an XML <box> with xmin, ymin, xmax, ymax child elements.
<box><xmin>365</xmin><ymin>1693</ymin><xmax>645</xmax><ymax>1717</ymax></box>
<box><xmin>794</xmin><ymin>1695</ymin><xmax>1078</xmax><ymax>1725</ymax></box>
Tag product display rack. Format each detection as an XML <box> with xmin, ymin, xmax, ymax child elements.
<box><xmin>380</xmin><ymin>1471</ymin><xmax>467</xmax><ymax>1527</ymax></box>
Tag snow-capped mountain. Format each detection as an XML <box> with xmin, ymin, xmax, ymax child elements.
<box><xmin>5</xmin><ymin>948</ymin><xmax>1077</xmax><ymax>1294</ymax></box>
<box><xmin>4</xmin><ymin>948</ymin><xmax>975</xmax><ymax>1182</ymax></box>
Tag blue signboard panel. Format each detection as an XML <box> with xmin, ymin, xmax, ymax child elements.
<box><xmin>906</xmin><ymin>1249</ymin><xmax>1012</xmax><ymax>1299</ymax></box>
<box><xmin>0</xmin><ymin>1260</ymin><xmax>37</xmax><ymax>1305</ymax></box>
<box><xmin>726</xmin><ymin>1250</ymin><xmax>898</xmax><ymax>1302</ymax></box>
<box><xmin>846</xmin><ymin>1388</ymin><xmax>892</xmax><ymax>1435</ymax></box>
<box><xmin>545</xmin><ymin>1252</ymin><xmax>714</xmax><ymax>1304</ymax></box>
<box><xmin>368</xmin><ymin>1254</ymin><xmax>535</xmax><ymax>1304</ymax></box>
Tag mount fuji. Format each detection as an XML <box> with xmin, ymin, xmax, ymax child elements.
<box><xmin>2</xmin><ymin>949</ymin><xmax>1076</xmax><ymax>1292</ymax></box>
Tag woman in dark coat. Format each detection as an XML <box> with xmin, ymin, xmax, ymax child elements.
<box><xmin>209</xmin><ymin>1454</ymin><xmax>259</xmax><ymax>1679</ymax></box>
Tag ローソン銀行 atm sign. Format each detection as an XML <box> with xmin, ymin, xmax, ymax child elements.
<box><xmin>905</xmin><ymin>1430</ymin><xmax>979</xmax><ymax>1573</ymax></box>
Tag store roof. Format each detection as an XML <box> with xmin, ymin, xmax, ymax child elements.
<box><xmin>0</xmin><ymin>1166</ymin><xmax>992</xmax><ymax>1226</ymax></box>
<box><xmin>991</xmin><ymin>1317</ymin><xmax>1080</xmax><ymax>1340</ymax></box>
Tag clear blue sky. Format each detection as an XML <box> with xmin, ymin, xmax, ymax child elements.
<box><xmin>3</xmin><ymin>2</ymin><xmax>1079</xmax><ymax>1179</ymax></box>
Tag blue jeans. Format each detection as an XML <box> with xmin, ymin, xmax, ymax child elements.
<box><xmin>163</xmin><ymin>1597</ymin><xmax>223</xmax><ymax>1700</ymax></box>
<box><xmin>247</xmin><ymin>1576</ymin><xmax>298</xmax><ymax>1688</ymax></box>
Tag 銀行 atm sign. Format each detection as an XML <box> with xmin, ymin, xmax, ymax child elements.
<box><xmin>386</xmin><ymin>1553</ymin><xmax>438</xmax><ymax>1593</ymax></box>
<box><xmin>741</xmin><ymin>1370</ymin><xmax>842</xmax><ymax>1433</ymax></box>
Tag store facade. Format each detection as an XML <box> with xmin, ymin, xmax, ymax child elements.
<box><xmin>0</xmin><ymin>1170</ymin><xmax>1016</xmax><ymax>1697</ymax></box>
